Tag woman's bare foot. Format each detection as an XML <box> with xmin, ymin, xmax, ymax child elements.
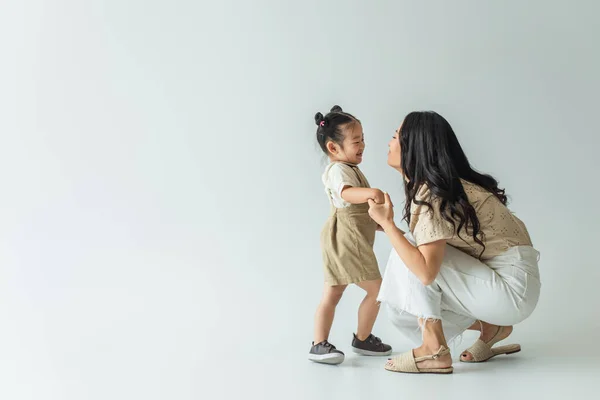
<box><xmin>460</xmin><ymin>321</ymin><xmax>513</xmax><ymax>361</ymax></box>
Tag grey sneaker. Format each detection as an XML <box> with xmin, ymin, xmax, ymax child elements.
<box><xmin>308</xmin><ymin>340</ymin><xmax>345</xmax><ymax>365</ymax></box>
<box><xmin>351</xmin><ymin>334</ymin><xmax>392</xmax><ymax>356</ymax></box>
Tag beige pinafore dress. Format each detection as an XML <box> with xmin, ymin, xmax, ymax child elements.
<box><xmin>320</xmin><ymin>166</ymin><xmax>381</xmax><ymax>286</ymax></box>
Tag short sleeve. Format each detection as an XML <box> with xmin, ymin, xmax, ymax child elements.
<box><xmin>325</xmin><ymin>163</ymin><xmax>362</xmax><ymax>198</ymax></box>
<box><xmin>409</xmin><ymin>186</ymin><xmax>455</xmax><ymax>246</ymax></box>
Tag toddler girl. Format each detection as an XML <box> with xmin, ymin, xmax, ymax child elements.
<box><xmin>309</xmin><ymin>105</ymin><xmax>392</xmax><ymax>365</ymax></box>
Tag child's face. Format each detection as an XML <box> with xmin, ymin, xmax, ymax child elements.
<box><xmin>327</xmin><ymin>122</ymin><xmax>365</xmax><ymax>165</ymax></box>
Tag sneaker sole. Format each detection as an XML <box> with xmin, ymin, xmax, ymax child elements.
<box><xmin>352</xmin><ymin>347</ymin><xmax>392</xmax><ymax>356</ymax></box>
<box><xmin>308</xmin><ymin>353</ymin><xmax>345</xmax><ymax>365</ymax></box>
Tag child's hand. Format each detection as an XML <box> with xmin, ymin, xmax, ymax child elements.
<box><xmin>371</xmin><ymin>189</ymin><xmax>385</xmax><ymax>204</ymax></box>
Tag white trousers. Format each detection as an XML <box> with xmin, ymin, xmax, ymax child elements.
<box><xmin>377</xmin><ymin>234</ymin><xmax>541</xmax><ymax>345</ymax></box>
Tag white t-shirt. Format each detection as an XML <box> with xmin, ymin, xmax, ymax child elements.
<box><xmin>321</xmin><ymin>162</ymin><xmax>364</xmax><ymax>208</ymax></box>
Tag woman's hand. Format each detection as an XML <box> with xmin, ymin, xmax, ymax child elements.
<box><xmin>367</xmin><ymin>192</ymin><xmax>395</xmax><ymax>230</ymax></box>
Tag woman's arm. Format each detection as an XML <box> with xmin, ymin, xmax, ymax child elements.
<box><xmin>369</xmin><ymin>193</ymin><xmax>446</xmax><ymax>285</ymax></box>
<box><xmin>381</xmin><ymin>223</ymin><xmax>446</xmax><ymax>285</ymax></box>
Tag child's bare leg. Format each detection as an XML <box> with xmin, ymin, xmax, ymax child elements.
<box><xmin>313</xmin><ymin>284</ymin><xmax>347</xmax><ymax>343</ymax></box>
<box><xmin>355</xmin><ymin>279</ymin><xmax>382</xmax><ymax>340</ymax></box>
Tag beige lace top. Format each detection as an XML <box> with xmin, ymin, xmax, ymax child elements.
<box><xmin>409</xmin><ymin>180</ymin><xmax>532</xmax><ymax>260</ymax></box>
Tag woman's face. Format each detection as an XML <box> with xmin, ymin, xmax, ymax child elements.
<box><xmin>387</xmin><ymin>124</ymin><xmax>402</xmax><ymax>170</ymax></box>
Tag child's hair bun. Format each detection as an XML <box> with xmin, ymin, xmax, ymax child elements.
<box><xmin>314</xmin><ymin>112</ymin><xmax>325</xmax><ymax>126</ymax></box>
<box><xmin>330</xmin><ymin>105</ymin><xmax>343</xmax><ymax>113</ymax></box>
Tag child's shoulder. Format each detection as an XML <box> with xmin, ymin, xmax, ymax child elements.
<box><xmin>324</xmin><ymin>161</ymin><xmax>355</xmax><ymax>174</ymax></box>
<box><xmin>322</xmin><ymin>162</ymin><xmax>357</xmax><ymax>184</ymax></box>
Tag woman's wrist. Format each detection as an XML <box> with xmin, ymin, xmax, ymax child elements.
<box><xmin>381</xmin><ymin>220</ymin><xmax>397</xmax><ymax>232</ymax></box>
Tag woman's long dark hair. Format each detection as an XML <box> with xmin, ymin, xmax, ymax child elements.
<box><xmin>400</xmin><ymin>111</ymin><xmax>507</xmax><ymax>257</ymax></box>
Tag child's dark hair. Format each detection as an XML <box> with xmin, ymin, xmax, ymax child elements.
<box><xmin>314</xmin><ymin>105</ymin><xmax>359</xmax><ymax>155</ymax></box>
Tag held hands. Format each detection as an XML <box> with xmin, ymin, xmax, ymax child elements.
<box><xmin>369</xmin><ymin>189</ymin><xmax>386</xmax><ymax>231</ymax></box>
<box><xmin>368</xmin><ymin>192</ymin><xmax>395</xmax><ymax>231</ymax></box>
<box><xmin>371</xmin><ymin>188</ymin><xmax>385</xmax><ymax>204</ymax></box>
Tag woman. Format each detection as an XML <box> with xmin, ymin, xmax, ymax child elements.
<box><xmin>368</xmin><ymin>111</ymin><xmax>540</xmax><ymax>374</ymax></box>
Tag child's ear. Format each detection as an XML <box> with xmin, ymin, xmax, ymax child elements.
<box><xmin>326</xmin><ymin>141</ymin><xmax>338</xmax><ymax>155</ymax></box>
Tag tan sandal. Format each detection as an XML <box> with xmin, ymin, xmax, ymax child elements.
<box><xmin>384</xmin><ymin>345</ymin><xmax>454</xmax><ymax>374</ymax></box>
<box><xmin>460</xmin><ymin>326</ymin><xmax>521</xmax><ymax>363</ymax></box>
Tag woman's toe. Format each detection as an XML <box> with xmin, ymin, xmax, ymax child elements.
<box><xmin>461</xmin><ymin>351</ymin><xmax>474</xmax><ymax>361</ymax></box>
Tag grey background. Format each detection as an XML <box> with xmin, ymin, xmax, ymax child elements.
<box><xmin>1</xmin><ymin>0</ymin><xmax>598</xmax><ymax>399</ymax></box>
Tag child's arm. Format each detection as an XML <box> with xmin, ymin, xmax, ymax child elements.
<box><xmin>341</xmin><ymin>186</ymin><xmax>385</xmax><ymax>204</ymax></box>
